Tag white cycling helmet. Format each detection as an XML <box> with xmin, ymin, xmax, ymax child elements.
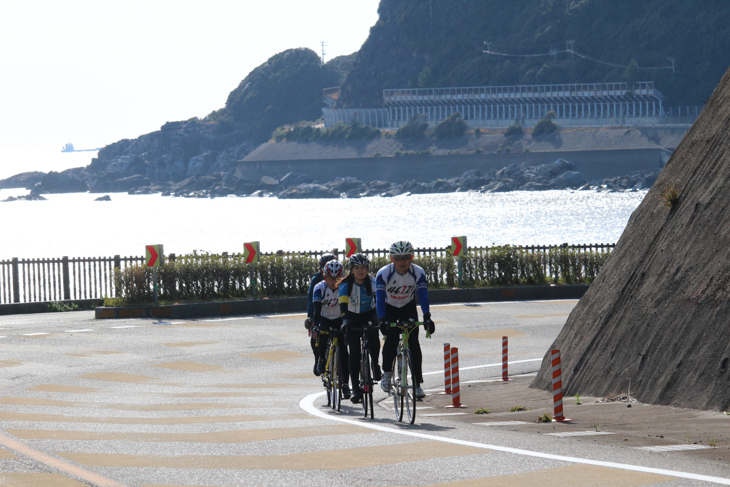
<box><xmin>389</xmin><ymin>240</ymin><xmax>414</xmax><ymax>256</ymax></box>
<box><xmin>323</xmin><ymin>260</ymin><xmax>344</xmax><ymax>278</ymax></box>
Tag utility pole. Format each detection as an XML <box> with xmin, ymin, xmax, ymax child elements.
<box><xmin>566</xmin><ymin>40</ymin><xmax>575</xmax><ymax>62</ymax></box>
<box><xmin>566</xmin><ymin>40</ymin><xmax>576</xmax><ymax>83</ymax></box>
<box><xmin>430</xmin><ymin>0</ymin><xmax>433</xmax><ymax>31</ymax></box>
<box><xmin>667</xmin><ymin>57</ymin><xmax>676</xmax><ymax>74</ymax></box>
<box><xmin>320</xmin><ymin>41</ymin><xmax>327</xmax><ymax>65</ymax></box>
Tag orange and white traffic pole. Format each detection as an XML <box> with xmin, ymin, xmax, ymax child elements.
<box><xmin>502</xmin><ymin>336</ymin><xmax>510</xmax><ymax>381</ymax></box>
<box><xmin>446</xmin><ymin>347</ymin><xmax>466</xmax><ymax>408</ymax></box>
<box><xmin>551</xmin><ymin>349</ymin><xmax>570</xmax><ymax>422</ymax></box>
<box><xmin>441</xmin><ymin>343</ymin><xmax>452</xmax><ymax>394</ymax></box>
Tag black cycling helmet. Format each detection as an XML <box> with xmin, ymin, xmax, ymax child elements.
<box><xmin>348</xmin><ymin>253</ymin><xmax>370</xmax><ymax>268</ymax></box>
<box><xmin>318</xmin><ymin>253</ymin><xmax>336</xmax><ymax>268</ymax></box>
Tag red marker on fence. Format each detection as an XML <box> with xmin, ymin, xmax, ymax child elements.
<box><xmin>551</xmin><ymin>349</ymin><xmax>570</xmax><ymax>422</ymax></box>
<box><xmin>502</xmin><ymin>336</ymin><xmax>510</xmax><ymax>381</ymax></box>
<box><xmin>446</xmin><ymin>347</ymin><xmax>466</xmax><ymax>408</ymax></box>
<box><xmin>441</xmin><ymin>343</ymin><xmax>452</xmax><ymax>394</ymax></box>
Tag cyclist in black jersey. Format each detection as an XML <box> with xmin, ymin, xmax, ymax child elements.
<box><xmin>339</xmin><ymin>253</ymin><xmax>382</xmax><ymax>404</ymax></box>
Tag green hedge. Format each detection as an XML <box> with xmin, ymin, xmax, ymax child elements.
<box><xmin>112</xmin><ymin>246</ymin><xmax>610</xmax><ymax>305</ymax></box>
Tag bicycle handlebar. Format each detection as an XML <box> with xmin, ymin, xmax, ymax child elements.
<box><xmin>387</xmin><ymin>320</ymin><xmax>431</xmax><ymax>339</ymax></box>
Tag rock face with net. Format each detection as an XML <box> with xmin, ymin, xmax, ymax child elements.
<box><xmin>531</xmin><ymin>67</ymin><xmax>730</xmax><ymax>411</ymax></box>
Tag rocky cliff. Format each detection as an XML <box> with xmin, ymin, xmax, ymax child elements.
<box><xmin>531</xmin><ymin>66</ymin><xmax>730</xmax><ymax>411</ymax></box>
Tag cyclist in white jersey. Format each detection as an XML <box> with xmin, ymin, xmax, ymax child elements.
<box><xmin>339</xmin><ymin>253</ymin><xmax>382</xmax><ymax>404</ymax></box>
<box><xmin>312</xmin><ymin>260</ymin><xmax>351</xmax><ymax>399</ymax></box>
<box><xmin>306</xmin><ymin>253</ymin><xmax>336</xmax><ymax>376</ymax></box>
<box><xmin>375</xmin><ymin>241</ymin><xmax>435</xmax><ymax>398</ymax></box>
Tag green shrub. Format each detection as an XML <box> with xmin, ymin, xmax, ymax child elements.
<box><xmin>433</xmin><ymin>113</ymin><xmax>467</xmax><ymax>139</ymax></box>
<box><xmin>505</xmin><ymin>123</ymin><xmax>524</xmax><ymax>138</ymax></box>
<box><xmin>532</xmin><ymin>111</ymin><xmax>558</xmax><ymax>138</ymax></box>
<box><xmin>396</xmin><ymin>116</ymin><xmax>429</xmax><ymax>139</ymax></box>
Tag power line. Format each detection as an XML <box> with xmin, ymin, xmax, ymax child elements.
<box><xmin>482</xmin><ymin>43</ymin><xmax>675</xmax><ymax>71</ymax></box>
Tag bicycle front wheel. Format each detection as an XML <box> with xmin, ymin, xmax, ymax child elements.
<box><xmin>404</xmin><ymin>349</ymin><xmax>417</xmax><ymax>424</ymax></box>
<box><xmin>361</xmin><ymin>351</ymin><xmax>373</xmax><ymax>419</ymax></box>
<box><xmin>332</xmin><ymin>345</ymin><xmax>342</xmax><ymax>412</ymax></box>
<box><xmin>392</xmin><ymin>354</ymin><xmax>404</xmax><ymax>422</ymax></box>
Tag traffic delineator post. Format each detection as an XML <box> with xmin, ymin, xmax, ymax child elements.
<box><xmin>446</xmin><ymin>347</ymin><xmax>466</xmax><ymax>408</ymax></box>
<box><xmin>502</xmin><ymin>336</ymin><xmax>510</xmax><ymax>381</ymax></box>
<box><xmin>551</xmin><ymin>349</ymin><xmax>571</xmax><ymax>422</ymax></box>
<box><xmin>440</xmin><ymin>343</ymin><xmax>452</xmax><ymax>395</ymax></box>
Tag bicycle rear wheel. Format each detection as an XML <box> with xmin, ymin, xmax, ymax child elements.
<box><xmin>404</xmin><ymin>349</ymin><xmax>417</xmax><ymax>424</ymax></box>
<box><xmin>332</xmin><ymin>345</ymin><xmax>342</xmax><ymax>411</ymax></box>
<box><xmin>361</xmin><ymin>350</ymin><xmax>373</xmax><ymax>418</ymax></box>
<box><xmin>392</xmin><ymin>354</ymin><xmax>404</xmax><ymax>422</ymax></box>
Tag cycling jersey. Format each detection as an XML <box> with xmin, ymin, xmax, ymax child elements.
<box><xmin>306</xmin><ymin>271</ymin><xmax>324</xmax><ymax>318</ymax></box>
<box><xmin>375</xmin><ymin>263</ymin><xmax>430</xmax><ymax>318</ymax></box>
<box><xmin>338</xmin><ymin>275</ymin><xmax>377</xmax><ymax>314</ymax></box>
<box><xmin>312</xmin><ymin>280</ymin><xmax>340</xmax><ymax>321</ymax></box>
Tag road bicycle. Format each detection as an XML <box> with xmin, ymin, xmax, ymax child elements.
<box><xmin>350</xmin><ymin>322</ymin><xmax>378</xmax><ymax>419</ymax></box>
<box><xmin>387</xmin><ymin>319</ymin><xmax>430</xmax><ymax>424</ymax></box>
<box><xmin>315</xmin><ymin>328</ymin><xmax>343</xmax><ymax>411</ymax></box>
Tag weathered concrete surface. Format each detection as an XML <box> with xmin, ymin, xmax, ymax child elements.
<box><xmin>531</xmin><ymin>68</ymin><xmax>730</xmax><ymax>411</ymax></box>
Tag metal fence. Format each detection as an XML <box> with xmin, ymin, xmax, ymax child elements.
<box><xmin>0</xmin><ymin>243</ymin><xmax>615</xmax><ymax>304</ymax></box>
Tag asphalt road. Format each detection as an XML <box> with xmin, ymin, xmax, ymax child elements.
<box><xmin>0</xmin><ymin>300</ymin><xmax>728</xmax><ymax>486</ymax></box>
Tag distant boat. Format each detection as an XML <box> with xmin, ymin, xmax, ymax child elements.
<box><xmin>61</xmin><ymin>142</ymin><xmax>99</xmax><ymax>153</ymax></box>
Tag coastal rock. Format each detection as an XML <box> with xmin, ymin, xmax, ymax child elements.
<box><xmin>0</xmin><ymin>171</ymin><xmax>45</xmax><ymax>190</ymax></box>
<box><xmin>95</xmin><ymin>195</ymin><xmax>112</xmax><ymax>201</ymax></box>
<box><xmin>34</xmin><ymin>169</ymin><xmax>88</xmax><ymax>193</ymax></box>
<box><xmin>277</xmin><ymin>183</ymin><xmax>339</xmax><ymax>199</ymax></box>
<box><xmin>530</xmin><ymin>66</ymin><xmax>730</xmax><ymax>411</ymax></box>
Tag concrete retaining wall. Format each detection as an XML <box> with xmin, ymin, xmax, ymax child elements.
<box><xmin>237</xmin><ymin>149</ymin><xmax>666</xmax><ymax>184</ymax></box>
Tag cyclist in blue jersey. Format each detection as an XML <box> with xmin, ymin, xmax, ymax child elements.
<box><xmin>376</xmin><ymin>241</ymin><xmax>435</xmax><ymax>399</ymax></box>
<box><xmin>306</xmin><ymin>253</ymin><xmax>336</xmax><ymax>376</ymax></box>
<box><xmin>339</xmin><ymin>253</ymin><xmax>382</xmax><ymax>404</ymax></box>
<box><xmin>312</xmin><ymin>259</ymin><xmax>351</xmax><ymax>399</ymax></box>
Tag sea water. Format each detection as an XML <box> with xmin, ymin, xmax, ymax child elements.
<box><xmin>0</xmin><ymin>189</ymin><xmax>647</xmax><ymax>259</ymax></box>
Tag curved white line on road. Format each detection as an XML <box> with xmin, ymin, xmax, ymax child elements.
<box><xmin>423</xmin><ymin>358</ymin><xmax>541</xmax><ymax>376</ymax></box>
<box><xmin>300</xmin><ymin>392</ymin><xmax>730</xmax><ymax>485</ymax></box>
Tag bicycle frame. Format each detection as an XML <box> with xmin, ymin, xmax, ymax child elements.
<box><xmin>316</xmin><ymin>328</ymin><xmax>342</xmax><ymax>411</ymax></box>
<box><xmin>388</xmin><ymin>319</ymin><xmax>427</xmax><ymax>424</ymax></box>
<box><xmin>351</xmin><ymin>323</ymin><xmax>377</xmax><ymax>419</ymax></box>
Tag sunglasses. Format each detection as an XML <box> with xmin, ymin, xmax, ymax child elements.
<box><xmin>393</xmin><ymin>255</ymin><xmax>412</xmax><ymax>261</ymax></box>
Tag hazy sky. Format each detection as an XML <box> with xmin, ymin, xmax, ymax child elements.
<box><xmin>0</xmin><ymin>1</ymin><xmax>380</xmax><ymax>178</ymax></box>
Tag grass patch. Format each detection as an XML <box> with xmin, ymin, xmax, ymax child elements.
<box><xmin>536</xmin><ymin>413</ymin><xmax>552</xmax><ymax>423</ymax></box>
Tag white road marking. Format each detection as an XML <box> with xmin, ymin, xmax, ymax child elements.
<box><xmin>22</xmin><ymin>333</ymin><xmax>50</xmax><ymax>336</ymax></box>
<box><xmin>420</xmin><ymin>412</ymin><xmax>468</xmax><ymax>417</ymax></box>
<box><xmin>547</xmin><ymin>431</ymin><xmax>615</xmax><ymax>437</ymax></box>
<box><xmin>476</xmin><ymin>421</ymin><xmax>530</xmax><ymax>426</ymax></box>
<box><xmin>637</xmin><ymin>444</ymin><xmax>713</xmax><ymax>452</ymax></box>
<box><xmin>423</xmin><ymin>359</ymin><xmax>541</xmax><ymax>376</ymax></box>
<box><xmin>301</xmin><ymin>392</ymin><xmax>730</xmax><ymax>485</ymax></box>
<box><xmin>111</xmin><ymin>326</ymin><xmax>139</xmax><ymax>329</ymax></box>
<box><xmin>65</xmin><ymin>329</ymin><xmax>93</xmax><ymax>333</ymax></box>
